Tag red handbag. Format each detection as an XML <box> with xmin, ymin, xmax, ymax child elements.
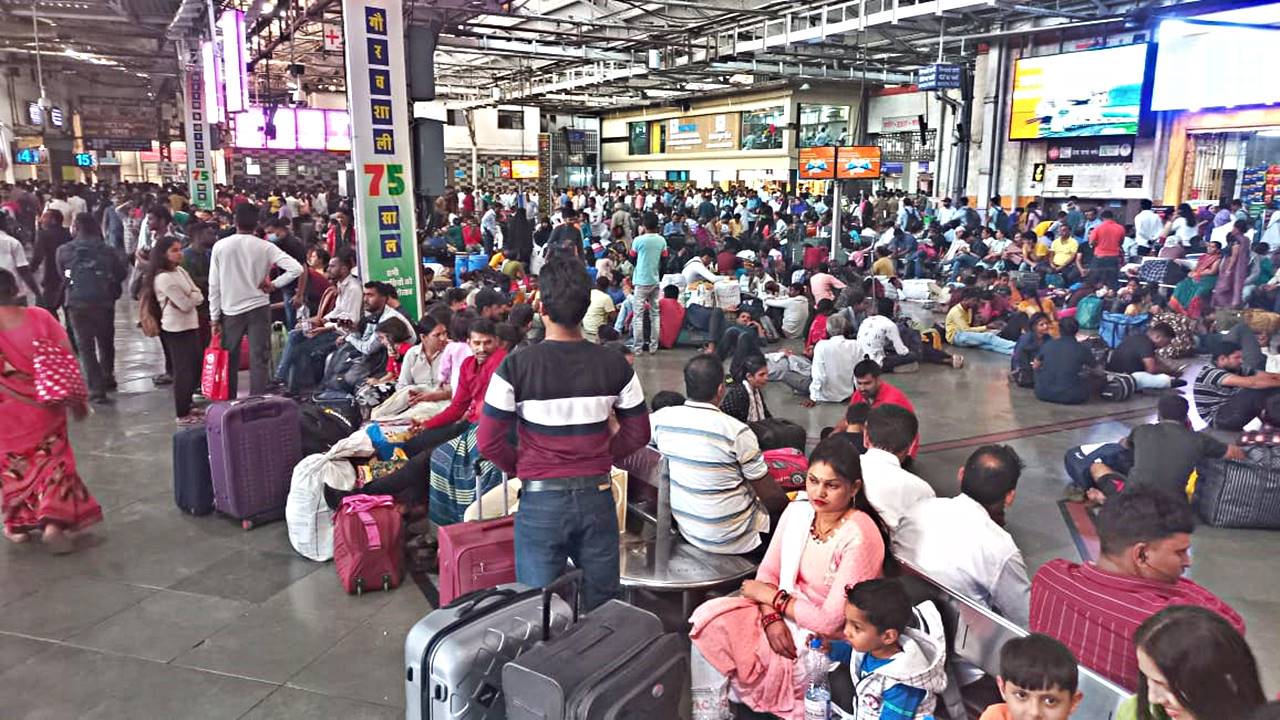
<box><xmin>31</xmin><ymin>338</ymin><xmax>88</xmax><ymax>406</ymax></box>
<box><xmin>201</xmin><ymin>339</ymin><xmax>230</xmax><ymax>401</ymax></box>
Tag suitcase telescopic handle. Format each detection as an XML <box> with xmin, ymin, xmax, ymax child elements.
<box><xmin>541</xmin><ymin>568</ymin><xmax>584</xmax><ymax>642</ymax></box>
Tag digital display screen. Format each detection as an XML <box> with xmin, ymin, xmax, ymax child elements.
<box><xmin>265</xmin><ymin>107</ymin><xmax>298</xmax><ymax>150</ymax></box>
<box><xmin>218</xmin><ymin>10</ymin><xmax>249</xmax><ymax>113</ymax></box>
<box><xmin>73</xmin><ymin>152</ymin><xmax>94</xmax><ymax>167</ymax></box>
<box><xmin>798</xmin><ymin>147</ymin><xmax>836</xmax><ymax>179</ymax></box>
<box><xmin>1152</xmin><ymin>20</ymin><xmax>1280</xmax><ymax>110</ymax></box>
<box><xmin>14</xmin><ymin>147</ymin><xmax>44</xmax><ymax>164</ymax></box>
<box><xmin>232</xmin><ymin>107</ymin><xmax>351</xmax><ymax>151</ymax></box>
<box><xmin>1009</xmin><ymin>44</ymin><xmax>1148</xmax><ymax>140</ymax></box>
<box><xmin>295</xmin><ymin>108</ymin><xmax>326</xmax><ymax>150</ymax></box>
<box><xmin>836</xmin><ymin>146</ymin><xmax>882</xmax><ymax>180</ymax></box>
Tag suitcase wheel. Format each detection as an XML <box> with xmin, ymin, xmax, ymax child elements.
<box><xmin>241</xmin><ymin>519</ymin><xmax>254</xmax><ymax>530</ymax></box>
<box><xmin>355</xmin><ymin>577</ymin><xmax>365</xmax><ymax>596</ymax></box>
<box><xmin>381</xmin><ymin>574</ymin><xmax>390</xmax><ymax>592</ymax></box>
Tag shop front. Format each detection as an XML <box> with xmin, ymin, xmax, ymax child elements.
<box><xmin>1163</xmin><ymin>108</ymin><xmax>1280</xmax><ymax>218</ymax></box>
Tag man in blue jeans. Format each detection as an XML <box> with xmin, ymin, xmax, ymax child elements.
<box><xmin>629</xmin><ymin>211</ymin><xmax>668</xmax><ymax>353</ymax></box>
<box><xmin>478</xmin><ymin>256</ymin><xmax>651</xmax><ymax>610</ymax></box>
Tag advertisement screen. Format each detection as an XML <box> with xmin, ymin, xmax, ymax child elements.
<box><xmin>1009</xmin><ymin>44</ymin><xmax>1148</xmax><ymax>140</ymax></box>
<box><xmin>1152</xmin><ymin>20</ymin><xmax>1280</xmax><ymax>110</ymax></box>
<box><xmin>835</xmin><ymin>146</ymin><xmax>882</xmax><ymax>180</ymax></box>
<box><xmin>295</xmin><ymin>109</ymin><xmax>327</xmax><ymax>150</ymax></box>
<box><xmin>798</xmin><ymin>147</ymin><xmax>836</xmax><ymax>179</ymax></box>
<box><xmin>511</xmin><ymin>159</ymin><xmax>540</xmax><ymax>179</ymax></box>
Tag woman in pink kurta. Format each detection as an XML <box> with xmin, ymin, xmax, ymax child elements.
<box><xmin>689</xmin><ymin>436</ymin><xmax>895</xmax><ymax>720</ymax></box>
<box><xmin>0</xmin><ymin>270</ymin><xmax>100</xmax><ymax>552</ymax></box>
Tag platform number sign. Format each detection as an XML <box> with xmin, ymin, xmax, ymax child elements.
<box><xmin>342</xmin><ymin>0</ymin><xmax>421</xmax><ymax>317</ymax></box>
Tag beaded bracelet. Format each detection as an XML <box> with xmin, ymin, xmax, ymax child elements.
<box><xmin>773</xmin><ymin>590</ymin><xmax>791</xmax><ymax>614</ymax></box>
<box><xmin>760</xmin><ymin>612</ymin><xmax>782</xmax><ymax>629</ymax></box>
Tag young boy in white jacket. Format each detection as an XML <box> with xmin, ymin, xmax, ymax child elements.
<box><xmin>825</xmin><ymin>578</ymin><xmax>948</xmax><ymax>719</ymax></box>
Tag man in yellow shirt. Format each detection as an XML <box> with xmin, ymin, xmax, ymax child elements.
<box><xmin>1049</xmin><ymin>224</ymin><xmax>1080</xmax><ymax>285</ymax></box>
<box><xmin>871</xmin><ymin>246</ymin><xmax>897</xmax><ymax>277</ymax></box>
<box><xmin>945</xmin><ymin>289</ymin><xmax>1017</xmax><ymax>354</ymax></box>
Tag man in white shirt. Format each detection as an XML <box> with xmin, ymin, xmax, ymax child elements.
<box><xmin>894</xmin><ymin>444</ymin><xmax>1031</xmax><ymax>640</ymax></box>
<box><xmin>935</xmin><ymin>197</ymin><xmax>956</xmax><ymax>228</ymax></box>
<box><xmin>1133</xmin><ymin>199</ymin><xmax>1164</xmax><ymax>256</ymax></box>
<box><xmin>764</xmin><ymin>283</ymin><xmax>809</xmax><ymax>338</ymax></box>
<box><xmin>66</xmin><ymin>191</ymin><xmax>87</xmax><ymax>220</ymax></box>
<box><xmin>680</xmin><ymin>251</ymin><xmax>720</xmax><ymax>287</ymax></box>
<box><xmin>0</xmin><ymin>215</ymin><xmax>39</xmax><ymax>303</ymax></box>
<box><xmin>807</xmin><ymin>313</ymin><xmax>863</xmax><ymax>405</ymax></box>
<box><xmin>857</xmin><ymin>297</ymin><xmax>914</xmax><ymax>371</ymax></box>
<box><xmin>481</xmin><ymin>203</ymin><xmax>501</xmax><ymax>254</ymax></box>
<box><xmin>859</xmin><ymin>404</ymin><xmax>935</xmax><ymax>530</ymax></box>
<box><xmin>650</xmin><ymin>355</ymin><xmax>788</xmax><ymax>554</ymax></box>
<box><xmin>209</xmin><ymin>203</ymin><xmax>303</xmax><ymax>397</ymax></box>
<box><xmin>44</xmin><ymin>190</ymin><xmax>74</xmax><ymax>229</ymax></box>
<box><xmin>274</xmin><ymin>250</ymin><xmax>363</xmax><ymax>393</ymax></box>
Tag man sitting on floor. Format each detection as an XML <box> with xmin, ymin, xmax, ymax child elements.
<box><xmin>1105</xmin><ymin>322</ymin><xmax>1187</xmax><ymax>391</ymax></box>
<box><xmin>1193</xmin><ymin>341</ymin><xmax>1280</xmax><ymax>430</ymax></box>
<box><xmin>858</xmin><ymin>404</ymin><xmax>935</xmax><ymax>531</ymax></box>
<box><xmin>946</xmin><ymin>288</ymin><xmax>1016</xmax><ymax>355</ymax></box>
<box><xmin>1030</xmin><ymin>485</ymin><xmax>1246</xmax><ymax>690</ymax></box>
<box><xmin>894</xmin><ymin>445</ymin><xmax>1030</xmax><ymax>686</ymax></box>
<box><xmin>650</xmin><ymin>355</ymin><xmax>789</xmax><ymax>555</ymax></box>
<box><xmin>1081</xmin><ymin>395</ymin><xmax>1244</xmax><ymax>504</ymax></box>
<box><xmin>849</xmin><ymin>359</ymin><xmax>918</xmax><ymax>458</ymax></box>
<box><xmin>803</xmin><ymin>313</ymin><xmax>863</xmax><ymax>407</ymax></box>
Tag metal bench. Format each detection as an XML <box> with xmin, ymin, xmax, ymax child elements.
<box><xmin>901</xmin><ymin>561</ymin><xmax>1130</xmax><ymax>720</ymax></box>
<box><xmin>615</xmin><ymin>447</ymin><xmax>757</xmax><ymax>620</ymax></box>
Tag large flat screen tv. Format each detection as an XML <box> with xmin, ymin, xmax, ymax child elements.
<box><xmin>1009</xmin><ymin>43</ymin><xmax>1149</xmax><ymax>140</ymax></box>
<box><xmin>1152</xmin><ymin>19</ymin><xmax>1280</xmax><ymax>111</ymax></box>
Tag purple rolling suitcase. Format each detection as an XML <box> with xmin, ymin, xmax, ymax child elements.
<box><xmin>206</xmin><ymin>396</ymin><xmax>302</xmax><ymax>529</ymax></box>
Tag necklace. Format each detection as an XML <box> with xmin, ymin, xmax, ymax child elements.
<box><xmin>809</xmin><ymin>509</ymin><xmax>854</xmax><ymax>544</ymax></box>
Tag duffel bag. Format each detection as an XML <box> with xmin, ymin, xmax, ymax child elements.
<box><xmin>1099</xmin><ymin>311</ymin><xmax>1150</xmax><ymax>348</ymax></box>
<box><xmin>1075</xmin><ymin>295</ymin><xmax>1103</xmax><ymax>330</ymax></box>
<box><xmin>1099</xmin><ymin>372</ymin><xmax>1137</xmax><ymax>402</ymax></box>
<box><xmin>1195</xmin><ymin>446</ymin><xmax>1280</xmax><ymax>528</ymax></box>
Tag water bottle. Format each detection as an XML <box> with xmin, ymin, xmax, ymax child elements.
<box><xmin>803</xmin><ymin>637</ymin><xmax>831</xmax><ymax>720</ymax></box>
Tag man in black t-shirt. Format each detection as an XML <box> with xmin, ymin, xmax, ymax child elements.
<box><xmin>1106</xmin><ymin>322</ymin><xmax>1185</xmax><ymax>391</ymax></box>
<box><xmin>1034</xmin><ymin>318</ymin><xmax>1098</xmax><ymax>405</ymax></box>
<box><xmin>547</xmin><ymin>207</ymin><xmax>584</xmax><ymax>261</ymax></box>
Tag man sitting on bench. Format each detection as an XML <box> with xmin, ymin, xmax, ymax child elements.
<box><xmin>1030</xmin><ymin>486</ymin><xmax>1246</xmax><ymax>690</ymax></box>
<box><xmin>651</xmin><ymin>355</ymin><xmax>789</xmax><ymax>555</ymax></box>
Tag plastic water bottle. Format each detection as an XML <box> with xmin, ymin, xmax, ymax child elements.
<box><xmin>803</xmin><ymin>637</ymin><xmax>831</xmax><ymax>720</ymax></box>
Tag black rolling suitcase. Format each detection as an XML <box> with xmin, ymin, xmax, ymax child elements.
<box><xmin>173</xmin><ymin>425</ymin><xmax>214</xmax><ymax>515</ymax></box>
<box><xmin>503</xmin><ymin>573</ymin><xmax>691</xmax><ymax>720</ymax></box>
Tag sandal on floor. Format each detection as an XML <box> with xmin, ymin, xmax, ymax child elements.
<box><xmin>3</xmin><ymin>529</ymin><xmax>31</xmax><ymax>544</ymax></box>
<box><xmin>40</xmin><ymin>527</ymin><xmax>75</xmax><ymax>555</ymax></box>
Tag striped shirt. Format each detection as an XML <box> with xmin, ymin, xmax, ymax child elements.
<box><xmin>478</xmin><ymin>340</ymin><xmax>649</xmax><ymax>480</ymax></box>
<box><xmin>1030</xmin><ymin>559</ymin><xmax>1245</xmax><ymax>690</ymax></box>
<box><xmin>650</xmin><ymin>401</ymin><xmax>770</xmax><ymax>554</ymax></box>
<box><xmin>1193</xmin><ymin>366</ymin><xmax>1246</xmax><ymax>424</ymax></box>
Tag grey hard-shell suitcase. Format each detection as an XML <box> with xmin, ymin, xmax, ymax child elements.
<box><xmin>404</xmin><ymin>583</ymin><xmax>574</xmax><ymax>720</ymax></box>
<box><xmin>502</xmin><ymin>573</ymin><xmax>691</xmax><ymax>720</ymax></box>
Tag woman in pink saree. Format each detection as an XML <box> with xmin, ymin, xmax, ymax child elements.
<box><xmin>0</xmin><ymin>269</ymin><xmax>100</xmax><ymax>552</ymax></box>
<box><xmin>689</xmin><ymin>435</ymin><xmax>896</xmax><ymax>719</ymax></box>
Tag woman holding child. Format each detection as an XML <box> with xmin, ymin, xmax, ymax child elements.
<box><xmin>688</xmin><ymin>436</ymin><xmax>895</xmax><ymax>719</ymax></box>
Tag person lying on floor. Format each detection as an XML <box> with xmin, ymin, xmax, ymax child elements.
<box><xmin>1080</xmin><ymin>395</ymin><xmax>1244</xmax><ymax>506</ymax></box>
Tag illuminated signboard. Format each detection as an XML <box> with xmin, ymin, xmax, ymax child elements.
<box><xmin>835</xmin><ymin>146</ymin><xmax>882</xmax><ymax>179</ymax></box>
<box><xmin>1010</xmin><ymin>44</ymin><xmax>1148</xmax><ymax>140</ymax></box>
<box><xmin>510</xmin><ymin>159</ymin><xmax>540</xmax><ymax>179</ymax></box>
<box><xmin>14</xmin><ymin>147</ymin><xmax>45</xmax><ymax>164</ymax></box>
<box><xmin>218</xmin><ymin>10</ymin><xmax>249</xmax><ymax>113</ymax></box>
<box><xmin>798</xmin><ymin>146</ymin><xmax>836</xmax><ymax>180</ymax></box>
<box><xmin>233</xmin><ymin>107</ymin><xmax>352</xmax><ymax>151</ymax></box>
<box><xmin>73</xmin><ymin>152</ymin><xmax>95</xmax><ymax>167</ymax></box>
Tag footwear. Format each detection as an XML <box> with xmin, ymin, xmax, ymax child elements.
<box><xmin>40</xmin><ymin>525</ymin><xmax>75</xmax><ymax>555</ymax></box>
<box><xmin>152</xmin><ymin>373</ymin><xmax>173</xmax><ymax>387</ymax></box>
<box><xmin>90</xmin><ymin>392</ymin><xmax>112</xmax><ymax>405</ymax></box>
<box><xmin>951</xmin><ymin>354</ymin><xmax>965</xmax><ymax>369</ymax></box>
<box><xmin>892</xmin><ymin>362</ymin><xmax>920</xmax><ymax>374</ymax></box>
<box><xmin>1062</xmin><ymin>486</ymin><xmax>1088</xmax><ymax>503</ymax></box>
<box><xmin>1170</xmin><ymin>378</ymin><xmax>1188</xmax><ymax>389</ymax></box>
<box><xmin>104</xmin><ymin>377</ymin><xmax>118</xmax><ymax>391</ymax></box>
<box><xmin>648</xmin><ymin>345</ymin><xmax>658</xmax><ymax>355</ymax></box>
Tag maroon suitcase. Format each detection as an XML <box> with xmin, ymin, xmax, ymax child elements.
<box><xmin>334</xmin><ymin>495</ymin><xmax>404</xmax><ymax>594</ymax></box>
<box><xmin>206</xmin><ymin>396</ymin><xmax>302</xmax><ymax>529</ymax></box>
<box><xmin>437</xmin><ymin>470</ymin><xmax>515</xmax><ymax>606</ymax></box>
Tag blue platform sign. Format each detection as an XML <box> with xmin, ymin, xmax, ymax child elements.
<box><xmin>918</xmin><ymin>63</ymin><xmax>962</xmax><ymax>91</ymax></box>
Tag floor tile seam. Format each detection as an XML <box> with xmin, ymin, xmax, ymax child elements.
<box><xmin>0</xmin><ymin>628</ymin><xmax>279</xmax><ymax>677</ymax></box>
<box><xmin>275</xmin><ymin>611</ymin><xmax>408</xmax><ymax>702</ymax></box>
<box><xmin>916</xmin><ymin>405</ymin><xmax>1157</xmax><ymax>454</ymax></box>
<box><xmin>278</xmin><ymin>679</ymin><xmax>404</xmax><ymax>710</ymax></box>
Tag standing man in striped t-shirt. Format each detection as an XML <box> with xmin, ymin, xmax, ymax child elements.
<box><xmin>479</xmin><ymin>256</ymin><xmax>650</xmax><ymax>610</ymax></box>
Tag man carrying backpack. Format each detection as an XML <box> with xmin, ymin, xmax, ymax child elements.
<box><xmin>56</xmin><ymin>212</ymin><xmax>127</xmax><ymax>403</ymax></box>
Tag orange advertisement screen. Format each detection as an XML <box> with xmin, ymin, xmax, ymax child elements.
<box><xmin>836</xmin><ymin>146</ymin><xmax>882</xmax><ymax>179</ymax></box>
<box><xmin>798</xmin><ymin>147</ymin><xmax>836</xmax><ymax>180</ymax></box>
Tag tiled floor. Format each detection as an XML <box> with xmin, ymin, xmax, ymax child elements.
<box><xmin>0</xmin><ymin>307</ymin><xmax>1275</xmax><ymax>718</ymax></box>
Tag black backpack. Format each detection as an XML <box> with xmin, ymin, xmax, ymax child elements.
<box><xmin>299</xmin><ymin>401</ymin><xmax>357</xmax><ymax>456</ymax></box>
<box><xmin>65</xmin><ymin>242</ymin><xmax>116</xmax><ymax>305</ymax></box>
